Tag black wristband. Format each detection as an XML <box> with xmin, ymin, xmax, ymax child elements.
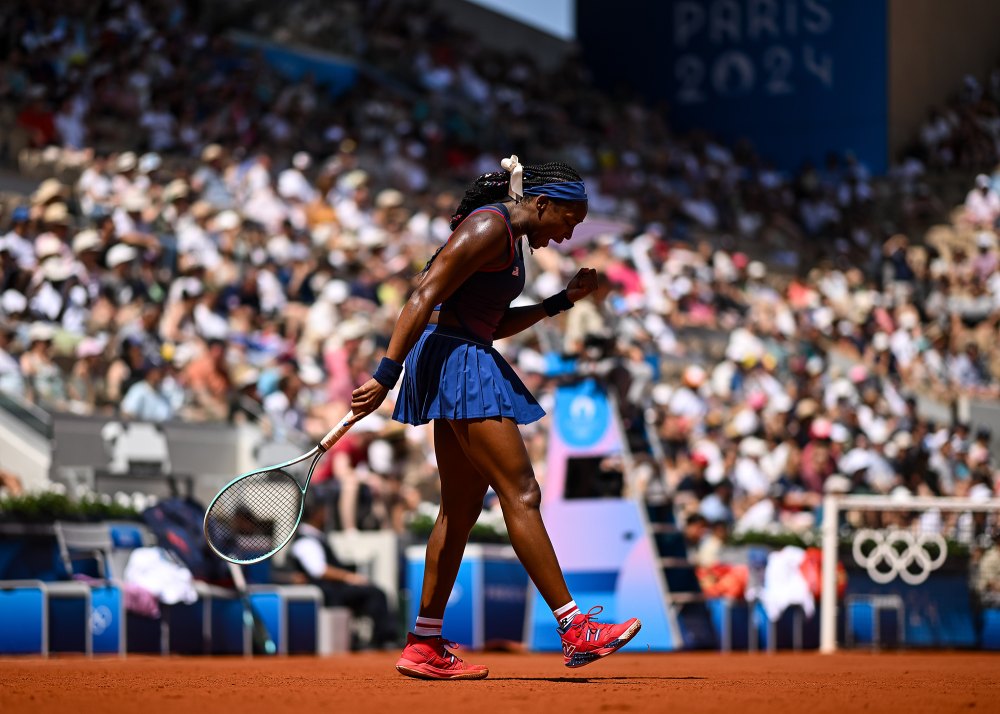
<box><xmin>372</xmin><ymin>357</ymin><xmax>403</xmax><ymax>388</ymax></box>
<box><xmin>543</xmin><ymin>290</ymin><xmax>575</xmax><ymax>317</ymax></box>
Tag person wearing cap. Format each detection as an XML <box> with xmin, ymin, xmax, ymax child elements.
<box><xmin>111</xmin><ymin>151</ymin><xmax>138</xmax><ymax>197</ymax></box>
<box><xmin>19</xmin><ymin>323</ymin><xmax>65</xmax><ymax>407</ymax></box>
<box><xmin>72</xmin><ymin>228</ymin><xmax>105</xmax><ymax>283</ymax></box>
<box><xmin>2</xmin><ymin>205</ymin><xmax>37</xmax><ymax>270</ymax></box>
<box><xmin>799</xmin><ymin>416</ymin><xmax>838</xmax><ymax>493</ymax></box>
<box><xmin>31</xmin><ymin>178</ymin><xmax>67</xmax><ymax>209</ymax></box>
<box><xmin>39</xmin><ymin>202</ymin><xmax>72</xmax><ymax>248</ymax></box>
<box><xmin>278</xmin><ymin>151</ymin><xmax>316</xmax><ymax>204</ymax></box>
<box><xmin>964</xmin><ymin>173</ymin><xmax>1000</xmax><ymax>229</ymax></box>
<box><xmin>192</xmin><ymin>144</ymin><xmax>234</xmax><ymax>209</ymax></box>
<box><xmin>102</xmin><ymin>243</ymin><xmax>141</xmax><ymax>299</ymax></box>
<box><xmin>110</xmin><ymin>191</ymin><xmax>162</xmax><ymax>259</ymax></box>
<box><xmin>972</xmin><ymin>231</ymin><xmax>999</xmax><ymax>282</ymax></box>
<box><xmin>674</xmin><ymin>450</ymin><xmax>714</xmax><ymax>512</ymax></box>
<box><xmin>67</xmin><ymin>336</ymin><xmax>109</xmax><ymax>413</ymax></box>
<box><xmin>121</xmin><ymin>358</ymin><xmax>175</xmax><ymax>422</ymax></box>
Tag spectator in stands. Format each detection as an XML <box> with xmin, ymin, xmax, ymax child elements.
<box><xmin>0</xmin><ymin>467</ymin><xmax>24</xmax><ymax>497</ymax></box>
<box><xmin>121</xmin><ymin>360</ymin><xmax>176</xmax><ymax>423</ymax></box>
<box><xmin>963</xmin><ymin>174</ymin><xmax>1000</xmax><ymax>229</ymax></box>
<box><xmin>0</xmin><ymin>323</ymin><xmax>24</xmax><ymax>397</ymax></box>
<box><xmin>2</xmin><ymin>205</ymin><xmax>35</xmax><ymax>271</ymax></box>
<box><xmin>975</xmin><ymin>531</ymin><xmax>1000</xmax><ymax>607</ymax></box>
<box><xmin>182</xmin><ymin>339</ymin><xmax>232</xmax><ymax>420</ymax></box>
<box><xmin>18</xmin><ymin>322</ymin><xmax>64</xmax><ymax>407</ymax></box>
<box><xmin>682</xmin><ymin>513</ymin><xmax>709</xmax><ymax>557</ymax></box>
<box><xmin>289</xmin><ymin>493</ymin><xmax>398</xmax><ymax>649</ymax></box>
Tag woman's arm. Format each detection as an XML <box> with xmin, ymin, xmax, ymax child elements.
<box><xmin>349</xmin><ymin>212</ymin><xmax>509</xmax><ymax>419</ymax></box>
<box><xmin>493</xmin><ymin>267</ymin><xmax>600</xmax><ymax>340</ymax></box>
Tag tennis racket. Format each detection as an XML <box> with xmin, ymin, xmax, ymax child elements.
<box><xmin>227</xmin><ymin>561</ymin><xmax>277</xmax><ymax>655</ymax></box>
<box><xmin>203</xmin><ymin>411</ymin><xmax>355</xmax><ymax>565</ymax></box>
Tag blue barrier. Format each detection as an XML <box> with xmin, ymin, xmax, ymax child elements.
<box><xmin>983</xmin><ymin>609</ymin><xmax>1000</xmax><ymax>650</ymax></box>
<box><xmin>406</xmin><ymin>544</ymin><xmax>528</xmax><ymax>650</ymax></box>
<box><xmin>0</xmin><ymin>581</ymin><xmax>46</xmax><ymax>654</ymax></box>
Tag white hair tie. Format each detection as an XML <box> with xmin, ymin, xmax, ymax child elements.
<box><xmin>500</xmin><ymin>154</ymin><xmax>523</xmax><ymax>201</ymax></box>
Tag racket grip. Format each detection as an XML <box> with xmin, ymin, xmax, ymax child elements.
<box><xmin>320</xmin><ymin>411</ymin><xmax>355</xmax><ymax>451</ymax></box>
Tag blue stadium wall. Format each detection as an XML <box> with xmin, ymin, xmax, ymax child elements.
<box><xmin>577</xmin><ymin>0</ymin><xmax>888</xmax><ymax>173</ymax></box>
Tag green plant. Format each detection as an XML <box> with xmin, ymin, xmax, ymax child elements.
<box><xmin>407</xmin><ymin>508</ymin><xmax>510</xmax><ymax>544</ymax></box>
<box><xmin>0</xmin><ymin>491</ymin><xmax>140</xmax><ymax>523</ymax></box>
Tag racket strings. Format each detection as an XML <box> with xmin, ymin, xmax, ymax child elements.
<box><xmin>205</xmin><ymin>469</ymin><xmax>303</xmax><ymax>562</ymax></box>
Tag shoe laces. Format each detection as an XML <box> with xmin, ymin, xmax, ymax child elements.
<box><xmin>568</xmin><ymin>605</ymin><xmax>605</xmax><ymax>634</ymax></box>
<box><xmin>428</xmin><ymin>636</ymin><xmax>464</xmax><ymax>663</ymax></box>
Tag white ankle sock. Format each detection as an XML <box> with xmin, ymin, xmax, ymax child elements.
<box><xmin>554</xmin><ymin>600</ymin><xmax>581</xmax><ymax>630</ymax></box>
<box><xmin>414</xmin><ymin>616</ymin><xmax>443</xmax><ymax>637</ymax></box>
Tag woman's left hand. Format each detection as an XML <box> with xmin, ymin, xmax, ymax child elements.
<box><xmin>566</xmin><ymin>267</ymin><xmax>599</xmax><ymax>303</ymax></box>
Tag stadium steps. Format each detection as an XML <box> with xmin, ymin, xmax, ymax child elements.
<box><xmin>645</xmin><ymin>498</ymin><xmax>717</xmax><ymax>649</ymax></box>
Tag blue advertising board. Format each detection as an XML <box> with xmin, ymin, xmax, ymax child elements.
<box><xmin>230</xmin><ymin>33</ymin><xmax>358</xmax><ymax>100</ymax></box>
<box><xmin>577</xmin><ymin>0</ymin><xmax>888</xmax><ymax>172</ymax></box>
<box><xmin>405</xmin><ymin>544</ymin><xmax>528</xmax><ymax>650</ymax></box>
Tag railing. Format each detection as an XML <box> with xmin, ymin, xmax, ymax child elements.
<box><xmin>0</xmin><ymin>391</ymin><xmax>53</xmax><ymax>438</ymax></box>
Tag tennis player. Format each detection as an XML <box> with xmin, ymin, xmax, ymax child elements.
<box><xmin>351</xmin><ymin>157</ymin><xmax>641</xmax><ymax>680</ymax></box>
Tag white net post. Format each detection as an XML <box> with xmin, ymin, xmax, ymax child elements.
<box><xmin>819</xmin><ymin>495</ymin><xmax>1000</xmax><ymax>653</ymax></box>
<box><xmin>820</xmin><ymin>494</ymin><xmax>839</xmax><ymax>653</ymax></box>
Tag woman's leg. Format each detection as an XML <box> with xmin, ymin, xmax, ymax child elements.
<box><xmin>448</xmin><ymin>417</ymin><xmax>572</xmax><ymax>610</ymax></box>
<box><xmin>417</xmin><ymin>419</ymin><xmax>490</xmax><ymax>618</ymax></box>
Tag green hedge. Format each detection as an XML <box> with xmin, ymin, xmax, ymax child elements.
<box><xmin>0</xmin><ymin>491</ymin><xmax>140</xmax><ymax>523</ymax></box>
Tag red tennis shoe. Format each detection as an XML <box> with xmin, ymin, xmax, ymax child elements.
<box><xmin>395</xmin><ymin>633</ymin><xmax>489</xmax><ymax>680</ymax></box>
<box><xmin>560</xmin><ymin>606</ymin><xmax>641</xmax><ymax>668</ymax></box>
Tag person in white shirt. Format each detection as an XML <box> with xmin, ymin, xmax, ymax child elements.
<box><xmin>2</xmin><ymin>206</ymin><xmax>37</xmax><ymax>270</ymax></box>
<box><xmin>277</xmin><ymin>152</ymin><xmax>316</xmax><ymax>204</ymax></box>
<box><xmin>964</xmin><ymin>174</ymin><xmax>1000</xmax><ymax>228</ymax></box>
<box><xmin>289</xmin><ymin>494</ymin><xmax>397</xmax><ymax>649</ymax></box>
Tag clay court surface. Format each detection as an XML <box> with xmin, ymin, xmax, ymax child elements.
<box><xmin>2</xmin><ymin>652</ymin><xmax>997</xmax><ymax>714</ymax></box>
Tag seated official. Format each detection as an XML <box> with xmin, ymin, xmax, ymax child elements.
<box><xmin>289</xmin><ymin>495</ymin><xmax>398</xmax><ymax>649</ymax></box>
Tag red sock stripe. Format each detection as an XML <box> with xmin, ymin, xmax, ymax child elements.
<box><xmin>554</xmin><ymin>602</ymin><xmax>580</xmax><ymax>622</ymax></box>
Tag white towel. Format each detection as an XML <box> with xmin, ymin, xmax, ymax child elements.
<box><xmin>124</xmin><ymin>547</ymin><xmax>198</xmax><ymax>605</ymax></box>
<box><xmin>760</xmin><ymin>546</ymin><xmax>815</xmax><ymax>622</ymax></box>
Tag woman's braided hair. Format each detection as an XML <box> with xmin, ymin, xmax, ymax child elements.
<box><xmin>419</xmin><ymin>161</ymin><xmax>582</xmax><ymax>274</ymax></box>
<box><xmin>449</xmin><ymin>161</ymin><xmax>583</xmax><ymax>230</ymax></box>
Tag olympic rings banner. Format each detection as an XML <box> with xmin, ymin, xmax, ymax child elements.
<box><xmin>851</xmin><ymin>529</ymin><xmax>948</xmax><ymax>586</ymax></box>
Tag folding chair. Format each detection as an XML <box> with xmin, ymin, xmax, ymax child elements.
<box><xmin>54</xmin><ymin>521</ymin><xmax>127</xmax><ymax>655</ymax></box>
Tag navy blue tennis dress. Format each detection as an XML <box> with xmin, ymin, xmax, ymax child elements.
<box><xmin>393</xmin><ymin>203</ymin><xmax>545</xmax><ymax>426</ymax></box>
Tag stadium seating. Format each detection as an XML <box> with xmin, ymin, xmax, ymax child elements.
<box><xmin>845</xmin><ymin>594</ymin><xmax>905</xmax><ymax>649</ymax></box>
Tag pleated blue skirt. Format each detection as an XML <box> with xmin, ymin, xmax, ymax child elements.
<box><xmin>392</xmin><ymin>325</ymin><xmax>545</xmax><ymax>426</ymax></box>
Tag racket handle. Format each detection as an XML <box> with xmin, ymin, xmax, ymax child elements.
<box><xmin>320</xmin><ymin>411</ymin><xmax>355</xmax><ymax>451</ymax></box>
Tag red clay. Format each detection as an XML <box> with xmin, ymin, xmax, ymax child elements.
<box><xmin>2</xmin><ymin>652</ymin><xmax>997</xmax><ymax>714</ymax></box>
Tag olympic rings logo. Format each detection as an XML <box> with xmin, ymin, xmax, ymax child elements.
<box><xmin>851</xmin><ymin>529</ymin><xmax>948</xmax><ymax>585</ymax></box>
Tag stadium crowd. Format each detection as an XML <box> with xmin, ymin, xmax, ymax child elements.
<box><xmin>1</xmin><ymin>0</ymin><xmax>999</xmax><ymax>548</ymax></box>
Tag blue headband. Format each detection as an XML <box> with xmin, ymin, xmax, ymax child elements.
<box><xmin>523</xmin><ymin>181</ymin><xmax>588</xmax><ymax>202</ymax></box>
